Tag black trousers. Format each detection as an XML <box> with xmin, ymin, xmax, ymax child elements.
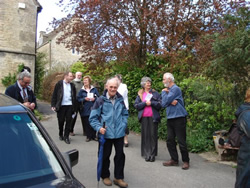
<box><xmin>57</xmin><ymin>105</ymin><xmax>73</xmax><ymax>139</ymax></box>
<box><xmin>141</xmin><ymin>117</ymin><xmax>158</xmax><ymax>158</ymax></box>
<box><xmin>101</xmin><ymin>137</ymin><xmax>125</xmax><ymax>179</ymax></box>
<box><xmin>82</xmin><ymin>116</ymin><xmax>96</xmax><ymax>139</ymax></box>
<box><xmin>167</xmin><ymin>117</ymin><xmax>189</xmax><ymax>163</ymax></box>
<box><xmin>70</xmin><ymin>107</ymin><xmax>83</xmax><ymax>133</ymax></box>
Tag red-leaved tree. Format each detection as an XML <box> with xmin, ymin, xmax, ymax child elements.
<box><xmin>52</xmin><ymin>0</ymin><xmax>247</xmax><ymax>67</ymax></box>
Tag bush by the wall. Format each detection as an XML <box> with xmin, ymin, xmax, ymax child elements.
<box><xmin>41</xmin><ymin>72</ymin><xmax>64</xmax><ymax>102</ymax></box>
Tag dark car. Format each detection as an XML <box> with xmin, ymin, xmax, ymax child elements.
<box><xmin>0</xmin><ymin>94</ymin><xmax>85</xmax><ymax>188</ymax></box>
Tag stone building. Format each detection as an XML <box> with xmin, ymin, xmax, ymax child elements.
<box><xmin>0</xmin><ymin>0</ymin><xmax>42</xmax><ymax>92</ymax></box>
<box><xmin>37</xmin><ymin>30</ymin><xmax>82</xmax><ymax>74</ymax></box>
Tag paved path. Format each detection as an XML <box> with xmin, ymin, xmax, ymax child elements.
<box><xmin>38</xmin><ymin>101</ymin><xmax>236</xmax><ymax>188</ymax></box>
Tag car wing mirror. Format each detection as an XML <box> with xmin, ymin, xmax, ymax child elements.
<box><xmin>62</xmin><ymin>149</ymin><xmax>79</xmax><ymax>169</ymax></box>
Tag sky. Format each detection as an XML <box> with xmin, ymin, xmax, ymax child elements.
<box><xmin>37</xmin><ymin>0</ymin><xmax>67</xmax><ymax>35</ymax></box>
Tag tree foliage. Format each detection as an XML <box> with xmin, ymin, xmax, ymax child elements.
<box><xmin>196</xmin><ymin>7</ymin><xmax>250</xmax><ymax>98</ymax></box>
<box><xmin>53</xmin><ymin>0</ymin><xmax>247</xmax><ymax>66</ymax></box>
<box><xmin>35</xmin><ymin>52</ymin><xmax>47</xmax><ymax>97</ymax></box>
<box><xmin>209</xmin><ymin>7</ymin><xmax>250</xmax><ymax>95</ymax></box>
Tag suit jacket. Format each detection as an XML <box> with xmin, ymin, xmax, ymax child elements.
<box><xmin>51</xmin><ymin>80</ymin><xmax>77</xmax><ymax>112</ymax></box>
<box><xmin>5</xmin><ymin>81</ymin><xmax>37</xmax><ymax>105</ymax></box>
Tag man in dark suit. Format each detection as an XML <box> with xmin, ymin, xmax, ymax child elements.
<box><xmin>51</xmin><ymin>72</ymin><xmax>77</xmax><ymax>144</ymax></box>
<box><xmin>5</xmin><ymin>70</ymin><xmax>36</xmax><ymax>111</ymax></box>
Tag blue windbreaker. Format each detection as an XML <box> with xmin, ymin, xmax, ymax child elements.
<box><xmin>89</xmin><ymin>90</ymin><xmax>129</xmax><ymax>139</ymax></box>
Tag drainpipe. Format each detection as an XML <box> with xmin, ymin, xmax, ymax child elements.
<box><xmin>49</xmin><ymin>40</ymin><xmax>52</xmax><ymax>71</ymax></box>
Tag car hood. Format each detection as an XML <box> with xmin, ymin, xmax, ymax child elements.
<box><xmin>28</xmin><ymin>176</ymin><xmax>85</xmax><ymax>188</ymax></box>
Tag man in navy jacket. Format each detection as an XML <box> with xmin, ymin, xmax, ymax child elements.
<box><xmin>51</xmin><ymin>72</ymin><xmax>76</xmax><ymax>144</ymax></box>
<box><xmin>5</xmin><ymin>71</ymin><xmax>36</xmax><ymax>111</ymax></box>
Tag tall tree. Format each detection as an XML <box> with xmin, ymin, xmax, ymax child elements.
<box><xmin>208</xmin><ymin>7</ymin><xmax>249</xmax><ymax>96</ymax></box>
<box><xmin>53</xmin><ymin>0</ymin><xmax>247</xmax><ymax>66</ymax></box>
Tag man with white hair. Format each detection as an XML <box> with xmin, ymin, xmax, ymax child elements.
<box><xmin>70</xmin><ymin>71</ymin><xmax>83</xmax><ymax>136</ymax></box>
<box><xmin>89</xmin><ymin>77</ymin><xmax>129</xmax><ymax>188</ymax></box>
<box><xmin>5</xmin><ymin>70</ymin><xmax>36</xmax><ymax>111</ymax></box>
<box><xmin>161</xmin><ymin>72</ymin><xmax>190</xmax><ymax>170</ymax></box>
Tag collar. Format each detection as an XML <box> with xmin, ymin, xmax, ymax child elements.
<box><xmin>106</xmin><ymin>92</ymin><xmax>116</xmax><ymax>100</ymax></box>
<box><xmin>63</xmin><ymin>80</ymin><xmax>70</xmax><ymax>85</ymax></box>
<box><xmin>82</xmin><ymin>85</ymin><xmax>94</xmax><ymax>90</ymax></box>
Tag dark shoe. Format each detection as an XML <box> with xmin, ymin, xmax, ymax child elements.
<box><xmin>113</xmin><ymin>178</ymin><xmax>128</xmax><ymax>188</ymax></box>
<box><xmin>163</xmin><ymin>160</ymin><xmax>178</xmax><ymax>167</ymax></box>
<box><xmin>150</xmin><ymin>156</ymin><xmax>155</xmax><ymax>162</ymax></box>
<box><xmin>145</xmin><ymin>157</ymin><xmax>150</xmax><ymax>162</ymax></box>
<box><xmin>70</xmin><ymin>132</ymin><xmax>75</xmax><ymax>136</ymax></box>
<box><xmin>124</xmin><ymin>143</ymin><xmax>129</xmax><ymax>147</ymax></box>
<box><xmin>64</xmin><ymin>138</ymin><xmax>70</xmax><ymax>144</ymax></box>
<box><xmin>103</xmin><ymin>178</ymin><xmax>112</xmax><ymax>186</ymax></box>
<box><xmin>86</xmin><ymin>138</ymin><xmax>90</xmax><ymax>142</ymax></box>
<box><xmin>182</xmin><ymin>162</ymin><xmax>190</xmax><ymax>170</ymax></box>
<box><xmin>59</xmin><ymin>136</ymin><xmax>64</xmax><ymax>141</ymax></box>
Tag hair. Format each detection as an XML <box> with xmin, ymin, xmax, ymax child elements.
<box><xmin>106</xmin><ymin>77</ymin><xmax>119</xmax><ymax>87</ymax></box>
<box><xmin>64</xmin><ymin>71</ymin><xmax>72</xmax><ymax>77</ymax></box>
<box><xmin>75</xmin><ymin>72</ymin><xmax>82</xmax><ymax>76</ymax></box>
<box><xmin>17</xmin><ymin>70</ymin><xmax>31</xmax><ymax>80</ymax></box>
<box><xmin>245</xmin><ymin>88</ymin><xmax>250</xmax><ymax>103</ymax></box>
<box><xmin>140</xmin><ymin>76</ymin><xmax>152</xmax><ymax>88</ymax></box>
<box><xmin>83</xmin><ymin>75</ymin><xmax>92</xmax><ymax>84</ymax></box>
<box><xmin>163</xmin><ymin>72</ymin><xmax>175</xmax><ymax>82</ymax></box>
<box><xmin>20</xmin><ymin>66</ymin><xmax>31</xmax><ymax>73</ymax></box>
<box><xmin>115</xmin><ymin>74</ymin><xmax>123</xmax><ymax>82</ymax></box>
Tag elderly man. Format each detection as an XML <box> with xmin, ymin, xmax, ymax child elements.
<box><xmin>161</xmin><ymin>72</ymin><xmax>190</xmax><ymax>170</ymax></box>
<box><xmin>89</xmin><ymin>77</ymin><xmax>129</xmax><ymax>188</ymax></box>
<box><xmin>51</xmin><ymin>72</ymin><xmax>77</xmax><ymax>144</ymax></box>
<box><xmin>5</xmin><ymin>70</ymin><xmax>36</xmax><ymax>111</ymax></box>
<box><xmin>70</xmin><ymin>71</ymin><xmax>83</xmax><ymax>136</ymax></box>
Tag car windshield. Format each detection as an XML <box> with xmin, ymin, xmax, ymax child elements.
<box><xmin>0</xmin><ymin>113</ymin><xmax>65</xmax><ymax>187</ymax></box>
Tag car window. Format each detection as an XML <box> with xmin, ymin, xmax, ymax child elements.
<box><xmin>0</xmin><ymin>113</ymin><xmax>65</xmax><ymax>187</ymax></box>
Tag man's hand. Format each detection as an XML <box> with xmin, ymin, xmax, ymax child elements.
<box><xmin>29</xmin><ymin>103</ymin><xmax>36</xmax><ymax>110</ymax></box>
<box><xmin>162</xmin><ymin>88</ymin><xmax>169</xmax><ymax>93</ymax></box>
<box><xmin>99</xmin><ymin>127</ymin><xmax>106</xmax><ymax>135</ymax></box>
<box><xmin>23</xmin><ymin>102</ymin><xmax>36</xmax><ymax>110</ymax></box>
<box><xmin>23</xmin><ymin>102</ymin><xmax>31</xmax><ymax>109</ymax></box>
<box><xmin>171</xmin><ymin>100</ymin><xmax>178</xmax><ymax>106</ymax></box>
<box><xmin>51</xmin><ymin>107</ymin><xmax>56</xmax><ymax>112</ymax></box>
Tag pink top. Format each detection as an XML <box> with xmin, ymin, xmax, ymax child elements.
<box><xmin>142</xmin><ymin>92</ymin><xmax>153</xmax><ymax>117</ymax></box>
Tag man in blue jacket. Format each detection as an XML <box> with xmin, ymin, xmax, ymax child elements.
<box><xmin>89</xmin><ymin>77</ymin><xmax>129</xmax><ymax>188</ymax></box>
<box><xmin>161</xmin><ymin>72</ymin><xmax>190</xmax><ymax>170</ymax></box>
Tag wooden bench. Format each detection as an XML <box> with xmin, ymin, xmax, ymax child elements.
<box><xmin>213</xmin><ymin>130</ymin><xmax>239</xmax><ymax>161</ymax></box>
<box><xmin>217</xmin><ymin>145</ymin><xmax>239</xmax><ymax>161</ymax></box>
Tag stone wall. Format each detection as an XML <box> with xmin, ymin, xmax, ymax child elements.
<box><xmin>37</xmin><ymin>31</ymin><xmax>81</xmax><ymax>74</ymax></box>
<box><xmin>0</xmin><ymin>0</ymin><xmax>40</xmax><ymax>92</ymax></box>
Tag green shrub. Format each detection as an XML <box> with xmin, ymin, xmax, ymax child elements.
<box><xmin>35</xmin><ymin>52</ymin><xmax>47</xmax><ymax>97</ymax></box>
<box><xmin>127</xmin><ymin>115</ymin><xmax>141</xmax><ymax>133</ymax></box>
<box><xmin>70</xmin><ymin>61</ymin><xmax>86</xmax><ymax>74</ymax></box>
<box><xmin>1</xmin><ymin>64</ymin><xmax>25</xmax><ymax>88</ymax></box>
<box><xmin>187</xmin><ymin>128</ymin><xmax>213</xmax><ymax>153</ymax></box>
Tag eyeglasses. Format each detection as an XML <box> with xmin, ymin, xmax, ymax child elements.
<box><xmin>22</xmin><ymin>80</ymin><xmax>31</xmax><ymax>85</ymax></box>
